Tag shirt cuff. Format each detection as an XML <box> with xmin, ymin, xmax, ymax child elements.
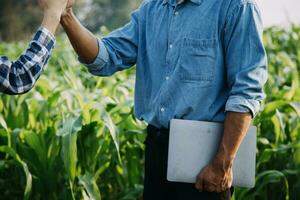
<box><xmin>79</xmin><ymin>39</ymin><xmax>109</xmax><ymax>72</ymax></box>
<box><xmin>225</xmin><ymin>95</ymin><xmax>261</xmax><ymax>118</ymax></box>
<box><xmin>33</xmin><ymin>26</ymin><xmax>56</xmax><ymax>52</ymax></box>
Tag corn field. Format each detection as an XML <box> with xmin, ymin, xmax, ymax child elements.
<box><xmin>0</xmin><ymin>26</ymin><xmax>300</xmax><ymax>200</ymax></box>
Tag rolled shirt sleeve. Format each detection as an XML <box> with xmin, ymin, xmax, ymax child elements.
<box><xmin>35</xmin><ymin>26</ymin><xmax>56</xmax><ymax>52</ymax></box>
<box><xmin>80</xmin><ymin>39</ymin><xmax>110</xmax><ymax>75</ymax></box>
<box><xmin>0</xmin><ymin>26</ymin><xmax>55</xmax><ymax>95</ymax></box>
<box><xmin>80</xmin><ymin>8</ymin><xmax>140</xmax><ymax>76</ymax></box>
<box><xmin>223</xmin><ymin>1</ymin><xmax>268</xmax><ymax>117</ymax></box>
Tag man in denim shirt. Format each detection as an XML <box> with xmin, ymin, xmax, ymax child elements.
<box><xmin>61</xmin><ymin>0</ymin><xmax>267</xmax><ymax>199</ymax></box>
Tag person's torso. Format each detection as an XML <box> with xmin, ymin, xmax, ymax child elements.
<box><xmin>134</xmin><ymin>0</ymin><xmax>236</xmax><ymax>128</ymax></box>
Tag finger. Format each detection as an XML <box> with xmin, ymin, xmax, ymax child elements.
<box><xmin>67</xmin><ymin>0</ymin><xmax>74</xmax><ymax>8</ymax></box>
<box><xmin>221</xmin><ymin>183</ymin><xmax>228</xmax><ymax>192</ymax></box>
<box><xmin>195</xmin><ymin>177</ymin><xmax>204</xmax><ymax>191</ymax></box>
<box><xmin>206</xmin><ymin>185</ymin><xmax>215</xmax><ymax>193</ymax></box>
<box><xmin>214</xmin><ymin>181</ymin><xmax>224</xmax><ymax>193</ymax></box>
<box><xmin>215</xmin><ymin>185</ymin><xmax>223</xmax><ymax>193</ymax></box>
<box><xmin>220</xmin><ymin>178</ymin><xmax>229</xmax><ymax>192</ymax></box>
<box><xmin>221</xmin><ymin>179</ymin><xmax>232</xmax><ymax>192</ymax></box>
<box><xmin>195</xmin><ymin>174</ymin><xmax>204</xmax><ymax>192</ymax></box>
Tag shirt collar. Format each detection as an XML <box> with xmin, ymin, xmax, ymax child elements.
<box><xmin>162</xmin><ymin>0</ymin><xmax>203</xmax><ymax>6</ymax></box>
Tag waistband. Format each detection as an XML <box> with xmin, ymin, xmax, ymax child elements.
<box><xmin>147</xmin><ymin>124</ymin><xmax>170</xmax><ymax>135</ymax></box>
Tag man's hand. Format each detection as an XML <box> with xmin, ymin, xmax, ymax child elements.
<box><xmin>39</xmin><ymin>0</ymin><xmax>69</xmax><ymax>34</ymax></box>
<box><xmin>66</xmin><ymin>0</ymin><xmax>75</xmax><ymax>9</ymax></box>
<box><xmin>195</xmin><ymin>112</ymin><xmax>252</xmax><ymax>193</ymax></box>
<box><xmin>195</xmin><ymin>156</ymin><xmax>233</xmax><ymax>192</ymax></box>
<box><xmin>60</xmin><ymin>2</ymin><xmax>99</xmax><ymax>64</ymax></box>
<box><xmin>62</xmin><ymin>0</ymin><xmax>75</xmax><ymax>17</ymax></box>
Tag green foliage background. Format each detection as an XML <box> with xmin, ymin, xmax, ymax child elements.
<box><xmin>0</xmin><ymin>0</ymin><xmax>141</xmax><ymax>41</ymax></box>
<box><xmin>0</xmin><ymin>26</ymin><xmax>300</xmax><ymax>200</ymax></box>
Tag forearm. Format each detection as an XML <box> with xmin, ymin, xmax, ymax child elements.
<box><xmin>214</xmin><ymin>112</ymin><xmax>252</xmax><ymax>167</ymax></box>
<box><xmin>61</xmin><ymin>9</ymin><xmax>99</xmax><ymax>63</ymax></box>
<box><xmin>41</xmin><ymin>12</ymin><xmax>60</xmax><ymax>34</ymax></box>
<box><xmin>0</xmin><ymin>27</ymin><xmax>55</xmax><ymax>95</ymax></box>
<box><xmin>39</xmin><ymin>0</ymin><xmax>69</xmax><ymax>34</ymax></box>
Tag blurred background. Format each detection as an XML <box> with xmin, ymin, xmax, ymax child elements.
<box><xmin>0</xmin><ymin>1</ymin><xmax>300</xmax><ymax>200</ymax></box>
<box><xmin>0</xmin><ymin>0</ymin><xmax>142</xmax><ymax>41</ymax></box>
<box><xmin>257</xmin><ymin>0</ymin><xmax>300</xmax><ymax>27</ymax></box>
<box><xmin>1</xmin><ymin>0</ymin><xmax>300</xmax><ymax>41</ymax></box>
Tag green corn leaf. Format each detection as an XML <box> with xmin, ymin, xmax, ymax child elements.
<box><xmin>291</xmin><ymin>123</ymin><xmax>300</xmax><ymax>141</ymax></box>
<box><xmin>263</xmin><ymin>100</ymin><xmax>289</xmax><ymax>115</ymax></box>
<box><xmin>256</xmin><ymin>170</ymin><xmax>289</xmax><ymax>200</ymax></box>
<box><xmin>0</xmin><ymin>146</ymin><xmax>32</xmax><ymax>200</ymax></box>
<box><xmin>23</xmin><ymin>131</ymin><xmax>47</xmax><ymax>167</ymax></box>
<box><xmin>94</xmin><ymin>161</ymin><xmax>111</xmax><ymax>180</ymax></box>
<box><xmin>0</xmin><ymin>116</ymin><xmax>10</xmax><ymax>150</ymax></box>
<box><xmin>119</xmin><ymin>185</ymin><xmax>143</xmax><ymax>200</ymax></box>
<box><xmin>63</xmin><ymin>134</ymin><xmax>77</xmax><ymax>182</ymax></box>
<box><xmin>0</xmin><ymin>99</ymin><xmax>3</xmax><ymax>112</ymax></box>
<box><xmin>101</xmin><ymin>110</ymin><xmax>120</xmax><ymax>157</ymax></box>
<box><xmin>0</xmin><ymin>115</ymin><xmax>8</xmax><ymax>132</ymax></box>
<box><xmin>290</xmin><ymin>102</ymin><xmax>300</xmax><ymax>117</ymax></box>
<box><xmin>284</xmin><ymin>70</ymin><xmax>299</xmax><ymax>100</ymax></box>
<box><xmin>79</xmin><ymin>173</ymin><xmax>101</xmax><ymax>200</ymax></box>
<box><xmin>271</xmin><ymin>109</ymin><xmax>286</xmax><ymax>143</ymax></box>
<box><xmin>57</xmin><ymin>117</ymin><xmax>82</xmax><ymax>182</ymax></box>
<box><xmin>293</xmin><ymin>149</ymin><xmax>300</xmax><ymax>166</ymax></box>
<box><xmin>57</xmin><ymin>117</ymin><xmax>82</xmax><ymax>137</ymax></box>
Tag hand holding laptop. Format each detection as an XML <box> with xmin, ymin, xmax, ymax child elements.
<box><xmin>196</xmin><ymin>112</ymin><xmax>253</xmax><ymax>192</ymax></box>
<box><xmin>167</xmin><ymin>116</ymin><xmax>256</xmax><ymax>190</ymax></box>
<box><xmin>196</xmin><ymin>156</ymin><xmax>233</xmax><ymax>193</ymax></box>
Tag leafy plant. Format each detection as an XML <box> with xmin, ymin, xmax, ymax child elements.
<box><xmin>234</xmin><ymin>26</ymin><xmax>300</xmax><ymax>200</ymax></box>
<box><xmin>0</xmin><ymin>26</ymin><xmax>300</xmax><ymax>200</ymax></box>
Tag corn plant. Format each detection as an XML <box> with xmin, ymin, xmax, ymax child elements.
<box><xmin>0</xmin><ymin>27</ymin><xmax>300</xmax><ymax>200</ymax></box>
<box><xmin>234</xmin><ymin>26</ymin><xmax>300</xmax><ymax>200</ymax></box>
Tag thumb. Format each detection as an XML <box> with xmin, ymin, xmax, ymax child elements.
<box><xmin>66</xmin><ymin>0</ymin><xmax>74</xmax><ymax>8</ymax></box>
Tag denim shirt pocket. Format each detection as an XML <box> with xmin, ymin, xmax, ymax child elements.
<box><xmin>179</xmin><ymin>37</ymin><xmax>216</xmax><ymax>87</ymax></box>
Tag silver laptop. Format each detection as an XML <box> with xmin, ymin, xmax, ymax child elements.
<box><xmin>167</xmin><ymin>119</ymin><xmax>256</xmax><ymax>188</ymax></box>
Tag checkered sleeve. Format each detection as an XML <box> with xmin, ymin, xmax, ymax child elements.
<box><xmin>0</xmin><ymin>26</ymin><xmax>55</xmax><ymax>95</ymax></box>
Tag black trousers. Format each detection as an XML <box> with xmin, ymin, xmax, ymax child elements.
<box><xmin>143</xmin><ymin>125</ymin><xmax>233</xmax><ymax>200</ymax></box>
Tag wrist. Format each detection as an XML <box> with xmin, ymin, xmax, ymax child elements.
<box><xmin>213</xmin><ymin>146</ymin><xmax>235</xmax><ymax>170</ymax></box>
<box><xmin>42</xmin><ymin>14</ymin><xmax>59</xmax><ymax>35</ymax></box>
<box><xmin>44</xmin><ymin>10</ymin><xmax>62</xmax><ymax>23</ymax></box>
<box><xmin>42</xmin><ymin>12</ymin><xmax>61</xmax><ymax>34</ymax></box>
<box><xmin>213</xmin><ymin>154</ymin><xmax>233</xmax><ymax>169</ymax></box>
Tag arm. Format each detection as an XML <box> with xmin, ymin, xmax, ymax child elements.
<box><xmin>61</xmin><ymin>8</ymin><xmax>100</xmax><ymax>63</ymax></box>
<box><xmin>61</xmin><ymin>6</ymin><xmax>140</xmax><ymax>76</ymax></box>
<box><xmin>196</xmin><ymin>112</ymin><xmax>252</xmax><ymax>193</ymax></box>
<box><xmin>215</xmin><ymin>112</ymin><xmax>252</xmax><ymax>170</ymax></box>
<box><xmin>0</xmin><ymin>28</ymin><xmax>55</xmax><ymax>95</ymax></box>
<box><xmin>60</xmin><ymin>9</ymin><xmax>99</xmax><ymax>64</ymax></box>
<box><xmin>196</xmin><ymin>1</ymin><xmax>268</xmax><ymax>193</ymax></box>
<box><xmin>0</xmin><ymin>0</ymin><xmax>68</xmax><ymax>95</ymax></box>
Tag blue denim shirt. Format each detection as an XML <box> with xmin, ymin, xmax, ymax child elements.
<box><xmin>83</xmin><ymin>0</ymin><xmax>268</xmax><ymax>128</ymax></box>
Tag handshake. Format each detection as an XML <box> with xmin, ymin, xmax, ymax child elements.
<box><xmin>39</xmin><ymin>0</ymin><xmax>75</xmax><ymax>34</ymax></box>
<box><xmin>0</xmin><ymin>0</ymin><xmax>99</xmax><ymax>95</ymax></box>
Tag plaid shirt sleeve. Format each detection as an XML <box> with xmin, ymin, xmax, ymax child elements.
<box><xmin>0</xmin><ymin>27</ymin><xmax>55</xmax><ymax>95</ymax></box>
